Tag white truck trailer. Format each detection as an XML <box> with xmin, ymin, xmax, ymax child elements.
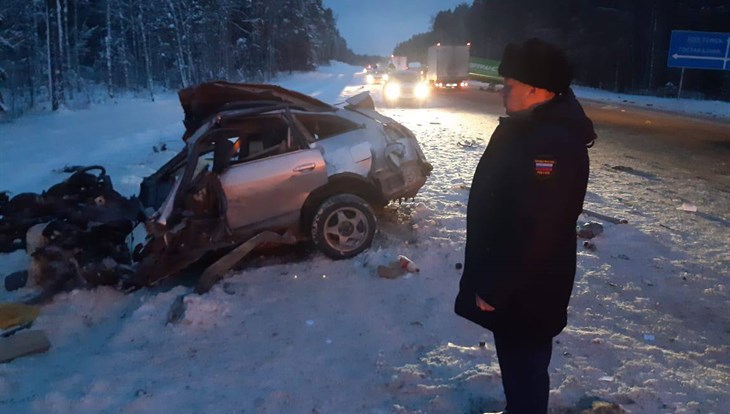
<box><xmin>390</xmin><ymin>55</ymin><xmax>408</xmax><ymax>71</ymax></box>
<box><xmin>426</xmin><ymin>44</ymin><xmax>470</xmax><ymax>88</ymax></box>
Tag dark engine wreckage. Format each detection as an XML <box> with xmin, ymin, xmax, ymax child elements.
<box><xmin>1</xmin><ymin>166</ymin><xmax>142</xmax><ymax>301</ymax></box>
<box><xmin>1</xmin><ymin>82</ymin><xmax>432</xmax><ymax>300</ymax></box>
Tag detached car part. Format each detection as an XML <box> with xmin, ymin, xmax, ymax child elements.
<box><xmin>0</xmin><ymin>166</ymin><xmax>142</xmax><ymax>299</ymax></box>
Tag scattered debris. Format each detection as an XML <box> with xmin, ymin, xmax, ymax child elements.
<box><xmin>195</xmin><ymin>231</ymin><xmax>297</xmax><ymax>294</ymax></box>
<box><xmin>610</xmin><ymin>165</ymin><xmax>657</xmax><ymax>180</ymax></box>
<box><xmin>581</xmin><ymin>401</ymin><xmax>628</xmax><ymax>414</ymax></box>
<box><xmin>583</xmin><ymin>241</ymin><xmax>597</xmax><ymax>251</ymax></box>
<box><xmin>377</xmin><ymin>255</ymin><xmax>419</xmax><ymax>279</ymax></box>
<box><xmin>583</xmin><ymin>209</ymin><xmax>628</xmax><ymax>224</ymax></box>
<box><xmin>166</xmin><ymin>294</ymin><xmax>187</xmax><ymax>325</ymax></box>
<box><xmin>676</xmin><ymin>203</ymin><xmax>698</xmax><ymax>212</ymax></box>
<box><xmin>455</xmin><ymin>262</ymin><xmax>463</xmax><ymax>270</ymax></box>
<box><xmin>0</xmin><ymin>330</ymin><xmax>51</xmax><ymax>363</ymax></box>
<box><xmin>4</xmin><ymin>270</ymin><xmax>28</xmax><ymax>291</ymax></box>
<box><xmin>221</xmin><ymin>283</ymin><xmax>236</xmax><ymax>295</ymax></box>
<box><xmin>397</xmin><ymin>255</ymin><xmax>419</xmax><ymax>272</ymax></box>
<box><xmin>0</xmin><ymin>303</ymin><xmax>40</xmax><ymax>334</ymax></box>
<box><xmin>577</xmin><ymin>222</ymin><xmax>604</xmax><ymax>239</ymax></box>
<box><xmin>456</xmin><ymin>140</ymin><xmax>479</xmax><ymax>148</ymax></box>
<box><xmin>643</xmin><ymin>334</ymin><xmax>655</xmax><ymax>341</ymax></box>
<box><xmin>377</xmin><ymin>264</ymin><xmax>407</xmax><ymax>279</ymax></box>
<box><xmin>152</xmin><ymin>143</ymin><xmax>168</xmax><ymax>153</ymax></box>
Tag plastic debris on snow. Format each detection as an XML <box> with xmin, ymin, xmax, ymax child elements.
<box><xmin>676</xmin><ymin>203</ymin><xmax>698</xmax><ymax>212</ymax></box>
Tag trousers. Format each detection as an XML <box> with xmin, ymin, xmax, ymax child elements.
<box><xmin>493</xmin><ymin>333</ymin><xmax>553</xmax><ymax>414</ymax></box>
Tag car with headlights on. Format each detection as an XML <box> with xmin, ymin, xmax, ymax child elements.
<box><xmin>134</xmin><ymin>82</ymin><xmax>432</xmax><ymax>286</ymax></box>
<box><xmin>365</xmin><ymin>69</ymin><xmax>389</xmax><ymax>85</ymax></box>
<box><xmin>382</xmin><ymin>70</ymin><xmax>430</xmax><ymax>106</ymax></box>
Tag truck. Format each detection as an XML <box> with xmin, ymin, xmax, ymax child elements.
<box><xmin>390</xmin><ymin>55</ymin><xmax>408</xmax><ymax>71</ymax></box>
<box><xmin>425</xmin><ymin>44</ymin><xmax>470</xmax><ymax>89</ymax></box>
<box><xmin>468</xmin><ymin>56</ymin><xmax>503</xmax><ymax>91</ymax></box>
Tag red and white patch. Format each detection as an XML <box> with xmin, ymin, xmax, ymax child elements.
<box><xmin>534</xmin><ymin>158</ymin><xmax>555</xmax><ymax>177</ymax></box>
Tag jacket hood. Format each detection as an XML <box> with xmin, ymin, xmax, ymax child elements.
<box><xmin>533</xmin><ymin>88</ymin><xmax>597</xmax><ymax>146</ymax></box>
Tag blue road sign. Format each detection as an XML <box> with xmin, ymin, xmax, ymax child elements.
<box><xmin>668</xmin><ymin>30</ymin><xmax>730</xmax><ymax>71</ymax></box>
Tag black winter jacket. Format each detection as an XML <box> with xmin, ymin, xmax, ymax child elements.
<box><xmin>455</xmin><ymin>90</ymin><xmax>596</xmax><ymax>343</ymax></box>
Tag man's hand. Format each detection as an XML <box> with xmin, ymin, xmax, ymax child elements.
<box><xmin>475</xmin><ymin>294</ymin><xmax>495</xmax><ymax>312</ymax></box>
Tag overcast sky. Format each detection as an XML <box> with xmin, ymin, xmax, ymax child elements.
<box><xmin>322</xmin><ymin>0</ymin><xmax>470</xmax><ymax>56</ymax></box>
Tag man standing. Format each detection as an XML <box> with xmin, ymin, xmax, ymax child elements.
<box><xmin>455</xmin><ymin>38</ymin><xmax>596</xmax><ymax>414</ymax></box>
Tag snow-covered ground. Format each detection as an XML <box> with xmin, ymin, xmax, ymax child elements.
<box><xmin>573</xmin><ymin>85</ymin><xmax>730</xmax><ymax>120</ymax></box>
<box><xmin>0</xmin><ymin>62</ymin><xmax>728</xmax><ymax>413</ymax></box>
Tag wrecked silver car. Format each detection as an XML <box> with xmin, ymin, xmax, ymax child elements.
<box><xmin>133</xmin><ymin>82</ymin><xmax>432</xmax><ymax>287</ymax></box>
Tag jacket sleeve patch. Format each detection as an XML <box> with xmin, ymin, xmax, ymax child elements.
<box><xmin>534</xmin><ymin>156</ymin><xmax>556</xmax><ymax>179</ymax></box>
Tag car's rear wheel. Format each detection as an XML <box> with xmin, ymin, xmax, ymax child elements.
<box><xmin>311</xmin><ymin>194</ymin><xmax>376</xmax><ymax>259</ymax></box>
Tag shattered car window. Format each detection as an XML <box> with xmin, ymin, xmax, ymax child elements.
<box><xmin>295</xmin><ymin>114</ymin><xmax>361</xmax><ymax>140</ymax></box>
<box><xmin>221</xmin><ymin>114</ymin><xmax>294</xmax><ymax>161</ymax></box>
<box><xmin>192</xmin><ymin>149</ymin><xmax>214</xmax><ymax>179</ymax></box>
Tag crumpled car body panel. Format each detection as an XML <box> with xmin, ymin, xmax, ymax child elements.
<box><xmin>219</xmin><ymin>148</ymin><xmax>329</xmax><ymax>230</ymax></box>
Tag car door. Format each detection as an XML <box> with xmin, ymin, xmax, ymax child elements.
<box><xmin>219</xmin><ymin>140</ymin><xmax>327</xmax><ymax>230</ymax></box>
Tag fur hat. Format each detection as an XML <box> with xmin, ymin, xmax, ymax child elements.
<box><xmin>498</xmin><ymin>38</ymin><xmax>573</xmax><ymax>93</ymax></box>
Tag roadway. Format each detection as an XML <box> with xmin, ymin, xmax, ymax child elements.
<box><xmin>360</xmin><ymin>80</ymin><xmax>730</xmax><ymax>236</ymax></box>
<box><xmin>378</xmin><ymin>85</ymin><xmax>730</xmax><ymax>193</ymax></box>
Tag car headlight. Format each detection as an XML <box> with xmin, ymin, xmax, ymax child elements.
<box><xmin>366</xmin><ymin>74</ymin><xmax>374</xmax><ymax>84</ymax></box>
<box><xmin>385</xmin><ymin>83</ymin><xmax>401</xmax><ymax>100</ymax></box>
<box><xmin>414</xmin><ymin>83</ymin><xmax>430</xmax><ymax>99</ymax></box>
<box><xmin>382</xmin><ymin>74</ymin><xmax>389</xmax><ymax>81</ymax></box>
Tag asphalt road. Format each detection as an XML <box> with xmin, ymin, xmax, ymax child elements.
<box><xmin>424</xmin><ymin>87</ymin><xmax>730</xmax><ymax>193</ymax></box>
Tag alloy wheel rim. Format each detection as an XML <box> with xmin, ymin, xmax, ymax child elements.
<box><xmin>323</xmin><ymin>207</ymin><xmax>369</xmax><ymax>252</ymax></box>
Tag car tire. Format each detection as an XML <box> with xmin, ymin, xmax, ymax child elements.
<box><xmin>311</xmin><ymin>194</ymin><xmax>376</xmax><ymax>260</ymax></box>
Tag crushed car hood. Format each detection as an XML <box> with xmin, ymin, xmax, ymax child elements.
<box><xmin>179</xmin><ymin>81</ymin><xmax>335</xmax><ymax>139</ymax></box>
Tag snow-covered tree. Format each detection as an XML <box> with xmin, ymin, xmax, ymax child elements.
<box><xmin>0</xmin><ymin>0</ymin><xmax>350</xmax><ymax>116</ymax></box>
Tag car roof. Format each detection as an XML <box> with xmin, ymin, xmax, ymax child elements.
<box><xmin>178</xmin><ymin>82</ymin><xmax>335</xmax><ymax>135</ymax></box>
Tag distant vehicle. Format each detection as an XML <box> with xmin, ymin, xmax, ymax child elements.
<box><xmin>365</xmin><ymin>65</ymin><xmax>389</xmax><ymax>84</ymax></box>
<box><xmin>365</xmin><ymin>64</ymin><xmax>378</xmax><ymax>71</ymax></box>
<box><xmin>382</xmin><ymin>70</ymin><xmax>430</xmax><ymax>106</ymax></box>
<box><xmin>426</xmin><ymin>44</ymin><xmax>470</xmax><ymax>89</ymax></box>
<box><xmin>390</xmin><ymin>55</ymin><xmax>408</xmax><ymax>71</ymax></box>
